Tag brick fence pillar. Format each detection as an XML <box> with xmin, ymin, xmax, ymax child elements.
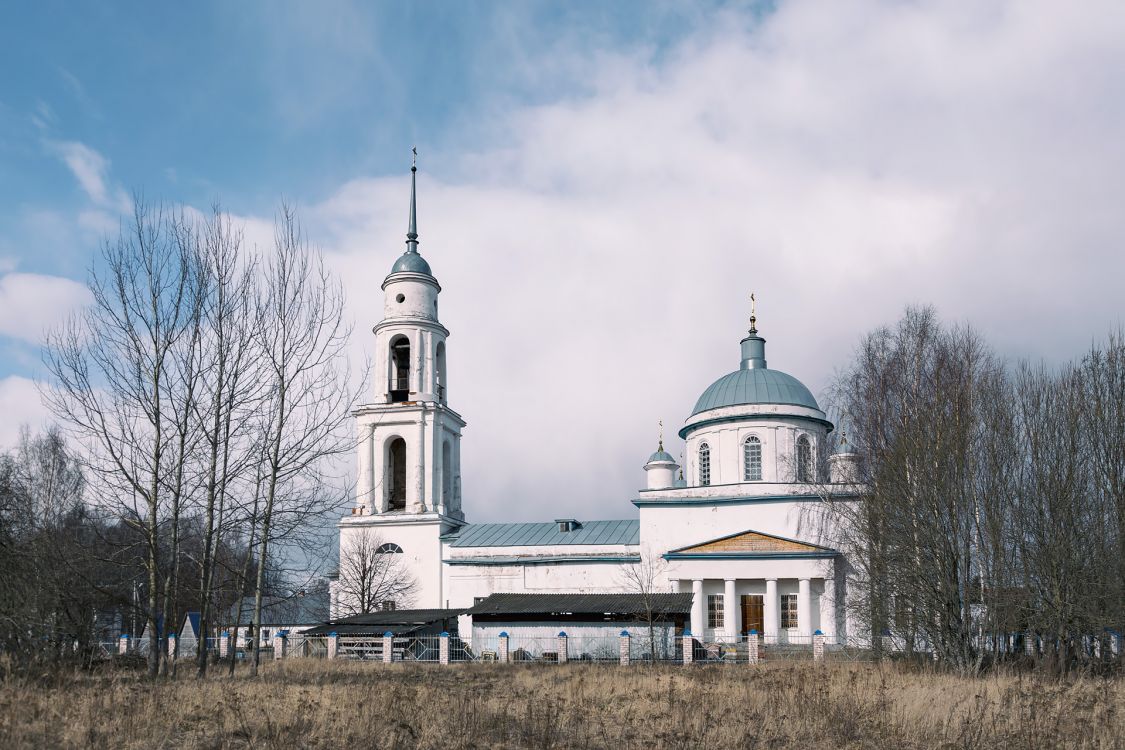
<box><xmin>1025</xmin><ymin>633</ymin><xmax>1035</xmax><ymax>657</ymax></box>
<box><xmin>327</xmin><ymin>632</ymin><xmax>338</xmax><ymax>660</ymax></box>
<box><xmin>619</xmin><ymin>630</ymin><xmax>630</xmax><ymax>666</ymax></box>
<box><xmin>439</xmin><ymin>632</ymin><xmax>450</xmax><ymax>665</ymax></box>
<box><xmin>273</xmin><ymin>632</ymin><xmax>287</xmax><ymax>660</ymax></box>
<box><xmin>498</xmin><ymin>632</ymin><xmax>510</xmax><ymax>663</ymax></box>
<box><xmin>167</xmin><ymin>634</ymin><xmax>177</xmax><ymax>660</ymax></box>
<box><xmin>118</xmin><ymin>634</ymin><xmax>129</xmax><ymax>655</ymax></box>
<box><xmin>383</xmin><ymin>632</ymin><xmax>394</xmax><ymax>663</ymax></box>
<box><xmin>747</xmin><ymin>630</ymin><xmax>759</xmax><ymax>664</ymax></box>
<box><xmin>813</xmin><ymin>630</ymin><xmax>825</xmax><ymax>662</ymax></box>
<box><xmin>557</xmin><ymin>632</ymin><xmax>568</xmax><ymax>664</ymax></box>
<box><xmin>682</xmin><ymin>630</ymin><xmax>693</xmax><ymax>665</ymax></box>
<box><xmin>219</xmin><ymin>631</ymin><xmax>230</xmax><ymax>658</ymax></box>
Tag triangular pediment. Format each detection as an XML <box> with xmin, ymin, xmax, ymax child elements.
<box><xmin>670</xmin><ymin>529</ymin><xmax>832</xmax><ymax>555</ymax></box>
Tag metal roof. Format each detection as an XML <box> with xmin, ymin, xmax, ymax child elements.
<box><xmin>304</xmin><ymin>608</ymin><xmax>461</xmax><ymax>636</ymax></box>
<box><xmin>443</xmin><ymin>519</ymin><xmax>639</xmax><ymax>548</ymax></box>
<box><xmin>691</xmin><ymin>367</ymin><xmax>820</xmax><ymax>415</ymax></box>
<box><xmin>467</xmin><ymin>593</ymin><xmax>693</xmax><ymax>617</ymax></box>
<box><xmin>445</xmin><ymin>554</ymin><xmax>640</xmax><ymax>566</ymax></box>
<box><xmin>389</xmin><ymin>250</ymin><xmax>433</xmax><ymax>276</ymax></box>
<box><xmin>646</xmin><ymin>449</ymin><xmax>676</xmax><ymax>464</ymax></box>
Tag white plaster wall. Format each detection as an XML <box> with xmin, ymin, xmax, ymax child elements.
<box><xmin>338</xmin><ymin>514</ymin><xmax>452</xmax><ymax>610</ymax></box>
<box><xmin>685</xmin><ymin>419</ymin><xmax>828</xmax><ymax>486</ymax></box>
<box><xmin>444</xmin><ymin>558</ymin><xmax>635</xmax><ymax>610</ymax></box>
<box><xmin>382</xmin><ymin>274</ymin><xmax>439</xmax><ymax>321</ymax></box>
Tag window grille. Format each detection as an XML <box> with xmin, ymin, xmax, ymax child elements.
<box><xmin>707</xmin><ymin>594</ymin><xmax>724</xmax><ymax>629</ymax></box>
<box><xmin>797</xmin><ymin>435</ymin><xmax>813</xmax><ymax>482</ymax></box>
<box><xmin>376</xmin><ymin>543</ymin><xmax>403</xmax><ymax>553</ymax></box>
<box><xmin>744</xmin><ymin>436</ymin><xmax>762</xmax><ymax>481</ymax></box>
<box><xmin>781</xmin><ymin>594</ymin><xmax>798</xmax><ymax>629</ymax></box>
<box><xmin>699</xmin><ymin>443</ymin><xmax>711</xmax><ymax>486</ymax></box>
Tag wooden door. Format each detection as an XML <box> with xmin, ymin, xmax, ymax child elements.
<box><xmin>741</xmin><ymin>595</ymin><xmax>764</xmax><ymax>635</ymax></box>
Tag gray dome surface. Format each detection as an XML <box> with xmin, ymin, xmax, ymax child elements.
<box><xmin>691</xmin><ymin>367</ymin><xmax>820</xmax><ymax>416</ymax></box>
<box><xmin>390</xmin><ymin>251</ymin><xmax>433</xmax><ymax>276</ymax></box>
<box><xmin>647</xmin><ymin>449</ymin><xmax>676</xmax><ymax>464</ymax></box>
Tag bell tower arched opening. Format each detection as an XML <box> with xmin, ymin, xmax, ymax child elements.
<box><xmin>387</xmin><ymin>437</ymin><xmax>407</xmax><ymax>510</ymax></box>
<box><xmin>435</xmin><ymin>341</ymin><xmax>447</xmax><ymax>403</ymax></box>
<box><xmin>390</xmin><ymin>336</ymin><xmax>411</xmax><ymax>403</ymax></box>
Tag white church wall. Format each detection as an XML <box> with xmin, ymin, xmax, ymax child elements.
<box><xmin>444</xmin><ymin>560</ymin><xmax>634</xmax><ymax>610</ymax></box>
<box><xmin>338</xmin><ymin>514</ymin><xmax>450</xmax><ymax>611</ymax></box>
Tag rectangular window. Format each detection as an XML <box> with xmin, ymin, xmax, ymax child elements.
<box><xmin>707</xmin><ymin>594</ymin><xmax>724</xmax><ymax>629</ymax></box>
<box><xmin>781</xmin><ymin>594</ymin><xmax>798</xmax><ymax>629</ymax></box>
<box><xmin>261</xmin><ymin>628</ymin><xmax>271</xmax><ymax>642</ymax></box>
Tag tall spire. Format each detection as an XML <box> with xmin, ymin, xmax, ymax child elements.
<box><xmin>406</xmin><ymin>146</ymin><xmax>419</xmax><ymax>254</ymax></box>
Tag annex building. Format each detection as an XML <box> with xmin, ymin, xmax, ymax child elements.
<box><xmin>330</xmin><ymin>162</ymin><xmax>863</xmax><ymax>646</ymax></box>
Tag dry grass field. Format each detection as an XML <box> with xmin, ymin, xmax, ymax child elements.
<box><xmin>0</xmin><ymin>660</ymin><xmax>1121</xmax><ymax>749</ymax></box>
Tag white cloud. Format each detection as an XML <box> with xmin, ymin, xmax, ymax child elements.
<box><xmin>47</xmin><ymin>140</ymin><xmax>131</xmax><ymax>213</ymax></box>
<box><xmin>0</xmin><ymin>272</ymin><xmax>91</xmax><ymax>344</ymax></box>
<box><xmin>276</xmin><ymin>0</ymin><xmax>1125</xmax><ymax>523</ymax></box>
<box><xmin>0</xmin><ymin>376</ymin><xmax>52</xmax><ymax>450</ymax></box>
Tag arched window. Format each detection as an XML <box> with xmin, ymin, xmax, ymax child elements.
<box><xmin>376</xmin><ymin>543</ymin><xmax>403</xmax><ymax>554</ymax></box>
<box><xmin>389</xmin><ymin>336</ymin><xmax>411</xmax><ymax>402</ymax></box>
<box><xmin>435</xmin><ymin>341</ymin><xmax>447</xmax><ymax>402</ymax></box>
<box><xmin>441</xmin><ymin>439</ymin><xmax>452</xmax><ymax>506</ymax></box>
<box><xmin>699</xmin><ymin>443</ymin><xmax>711</xmax><ymax>486</ymax></box>
<box><xmin>387</xmin><ymin>437</ymin><xmax>407</xmax><ymax>510</ymax></box>
<box><xmin>743</xmin><ymin>436</ymin><xmax>762</xmax><ymax>481</ymax></box>
<box><xmin>797</xmin><ymin>435</ymin><xmax>813</xmax><ymax>483</ymax></box>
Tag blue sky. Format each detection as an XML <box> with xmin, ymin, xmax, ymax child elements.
<box><xmin>3</xmin><ymin>0</ymin><xmax>1125</xmax><ymax>521</ymax></box>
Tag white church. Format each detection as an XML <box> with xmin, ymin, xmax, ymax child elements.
<box><xmin>332</xmin><ymin>162</ymin><xmax>862</xmax><ymax>646</ymax></box>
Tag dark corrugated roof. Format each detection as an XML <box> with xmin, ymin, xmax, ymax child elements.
<box><xmin>443</xmin><ymin>519</ymin><xmax>639</xmax><ymax>548</ymax></box>
<box><xmin>466</xmin><ymin>593</ymin><xmax>692</xmax><ymax>617</ymax></box>
<box><xmin>303</xmin><ymin>608</ymin><xmax>461</xmax><ymax>636</ymax></box>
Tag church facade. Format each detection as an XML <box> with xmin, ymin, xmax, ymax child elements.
<box><xmin>334</xmin><ymin>164</ymin><xmax>862</xmax><ymax>644</ymax></box>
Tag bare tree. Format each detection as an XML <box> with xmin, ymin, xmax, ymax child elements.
<box><xmin>335</xmin><ymin>529</ymin><xmax>417</xmax><ymax>616</ymax></box>
<box><xmin>247</xmin><ymin>205</ymin><xmax>360</xmax><ymax>676</ymax></box>
<box><xmin>619</xmin><ymin>552</ymin><xmax>671</xmax><ymax>663</ymax></box>
<box><xmin>43</xmin><ymin>199</ymin><xmax>194</xmax><ymax>678</ymax></box>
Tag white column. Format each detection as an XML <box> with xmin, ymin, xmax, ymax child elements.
<box><xmin>356</xmin><ymin>422</ymin><xmax>374</xmax><ymax>511</ymax></box>
<box><xmin>723</xmin><ymin>579</ymin><xmax>739</xmax><ymax>640</ymax></box>
<box><xmin>412</xmin><ymin>407</ymin><xmax>426</xmax><ymax>512</ymax></box>
<box><xmin>764</xmin><ymin>578</ymin><xmax>779</xmax><ymax>642</ymax></box>
<box><xmin>690</xmin><ymin>579</ymin><xmax>704</xmax><ymax>638</ymax></box>
<box><xmin>453</xmin><ymin>435</ymin><xmax>462</xmax><ymax>511</ymax></box>
<box><xmin>820</xmin><ymin>576</ymin><xmax>835</xmax><ymax>639</ymax></box>
<box><xmin>798</xmin><ymin>578</ymin><xmax>812</xmax><ymax>638</ymax></box>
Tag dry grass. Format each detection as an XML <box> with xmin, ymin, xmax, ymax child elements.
<box><xmin>0</xmin><ymin>660</ymin><xmax>1121</xmax><ymax>749</ymax></box>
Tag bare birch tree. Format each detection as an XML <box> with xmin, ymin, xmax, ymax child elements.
<box><xmin>335</xmin><ymin>529</ymin><xmax>417</xmax><ymax>615</ymax></box>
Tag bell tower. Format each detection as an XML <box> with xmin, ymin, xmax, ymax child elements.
<box><xmin>352</xmin><ymin>153</ymin><xmax>466</xmax><ymax>520</ymax></box>
<box><xmin>336</xmin><ymin>153</ymin><xmax>466</xmax><ymax>614</ymax></box>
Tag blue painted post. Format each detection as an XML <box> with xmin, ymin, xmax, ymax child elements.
<box><xmin>118</xmin><ymin>634</ymin><xmax>129</xmax><ymax>656</ymax></box>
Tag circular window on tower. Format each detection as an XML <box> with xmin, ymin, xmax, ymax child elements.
<box><xmin>396</xmin><ymin>293</ymin><xmax>405</xmax><ymax>303</ymax></box>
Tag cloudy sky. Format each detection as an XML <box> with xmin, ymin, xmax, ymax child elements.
<box><xmin>2</xmin><ymin>0</ymin><xmax>1123</xmax><ymax>523</ymax></box>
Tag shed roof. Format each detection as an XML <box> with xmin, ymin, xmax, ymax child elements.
<box><xmin>466</xmin><ymin>593</ymin><xmax>692</xmax><ymax>617</ymax></box>
<box><xmin>303</xmin><ymin>608</ymin><xmax>461</xmax><ymax>636</ymax></box>
<box><xmin>442</xmin><ymin>519</ymin><xmax>639</xmax><ymax>548</ymax></box>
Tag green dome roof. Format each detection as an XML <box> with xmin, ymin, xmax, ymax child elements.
<box><xmin>646</xmin><ymin>449</ymin><xmax>676</xmax><ymax>464</ymax></box>
<box><xmin>691</xmin><ymin>367</ymin><xmax>820</xmax><ymax>416</ymax></box>
<box><xmin>390</xmin><ymin>251</ymin><xmax>433</xmax><ymax>276</ymax></box>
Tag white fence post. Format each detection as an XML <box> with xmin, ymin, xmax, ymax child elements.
<box><xmin>557</xmin><ymin>632</ymin><xmax>568</xmax><ymax>664</ymax></box>
<box><xmin>167</xmin><ymin>634</ymin><xmax>177</xmax><ymax>660</ymax></box>
<box><xmin>499</xmin><ymin>632</ymin><xmax>510</xmax><ymax>663</ymax></box>
<box><xmin>118</xmin><ymin>634</ymin><xmax>129</xmax><ymax>655</ymax></box>
<box><xmin>439</xmin><ymin>632</ymin><xmax>450</xmax><ymax>665</ymax></box>
<box><xmin>383</xmin><ymin>632</ymin><xmax>394</xmax><ymax>663</ymax></box>
<box><xmin>327</xmin><ymin>632</ymin><xmax>338</xmax><ymax>660</ymax></box>
<box><xmin>682</xmin><ymin>630</ymin><xmax>693</xmax><ymax>665</ymax></box>
<box><xmin>813</xmin><ymin>630</ymin><xmax>825</xmax><ymax>662</ymax></box>
<box><xmin>273</xmin><ymin>632</ymin><xmax>287</xmax><ymax>660</ymax></box>
<box><xmin>747</xmin><ymin>630</ymin><xmax>759</xmax><ymax>664</ymax></box>
<box><xmin>619</xmin><ymin>630</ymin><xmax>630</xmax><ymax>666</ymax></box>
<box><xmin>219</xmin><ymin>631</ymin><xmax>230</xmax><ymax>658</ymax></box>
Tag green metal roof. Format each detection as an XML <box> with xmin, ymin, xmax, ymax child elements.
<box><xmin>443</xmin><ymin>519</ymin><xmax>639</xmax><ymax>547</ymax></box>
<box><xmin>646</xmin><ymin>449</ymin><xmax>676</xmax><ymax>464</ymax></box>
<box><xmin>389</xmin><ymin>250</ymin><xmax>433</xmax><ymax>276</ymax></box>
<box><xmin>691</xmin><ymin>367</ymin><xmax>820</xmax><ymax>415</ymax></box>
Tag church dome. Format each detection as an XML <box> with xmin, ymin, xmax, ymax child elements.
<box><xmin>646</xmin><ymin>448</ymin><xmax>676</xmax><ymax>464</ymax></box>
<box><xmin>691</xmin><ymin>367</ymin><xmax>819</xmax><ymax>416</ymax></box>
<box><xmin>389</xmin><ymin>250</ymin><xmax>433</xmax><ymax>276</ymax></box>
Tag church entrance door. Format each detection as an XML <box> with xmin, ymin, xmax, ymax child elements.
<box><xmin>741</xmin><ymin>595</ymin><xmax>764</xmax><ymax>635</ymax></box>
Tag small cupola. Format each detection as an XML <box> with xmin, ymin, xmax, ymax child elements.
<box><xmin>643</xmin><ymin>422</ymin><xmax>679</xmax><ymax>490</ymax></box>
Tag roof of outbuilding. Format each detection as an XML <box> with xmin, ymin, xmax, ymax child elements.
<box><xmin>466</xmin><ymin>593</ymin><xmax>693</xmax><ymax>617</ymax></box>
<box><xmin>442</xmin><ymin>519</ymin><xmax>639</xmax><ymax>547</ymax></box>
<box><xmin>303</xmin><ymin>608</ymin><xmax>462</xmax><ymax>636</ymax></box>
